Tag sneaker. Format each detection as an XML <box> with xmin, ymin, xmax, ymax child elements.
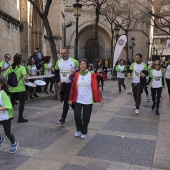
<box><xmin>50</xmin><ymin>90</ymin><xmax>55</xmax><ymax>93</ymax></box>
<box><xmin>9</xmin><ymin>141</ymin><xmax>19</xmax><ymax>154</ymax></box>
<box><xmin>0</xmin><ymin>137</ymin><xmax>5</xmax><ymax>148</ymax></box>
<box><xmin>57</xmin><ymin>118</ymin><xmax>65</xmax><ymax>126</ymax></box>
<box><xmin>17</xmin><ymin>118</ymin><xmax>28</xmax><ymax>123</ymax></box>
<box><xmin>34</xmin><ymin>94</ymin><xmax>39</xmax><ymax>97</ymax></box>
<box><xmin>135</xmin><ymin>109</ymin><xmax>139</xmax><ymax>115</ymax></box>
<box><xmin>75</xmin><ymin>131</ymin><xmax>81</xmax><ymax>137</ymax></box>
<box><xmin>152</xmin><ymin>104</ymin><xmax>155</xmax><ymax>110</ymax></box>
<box><xmin>147</xmin><ymin>95</ymin><xmax>150</xmax><ymax>101</ymax></box>
<box><xmin>81</xmin><ymin>134</ymin><xmax>87</xmax><ymax>139</ymax></box>
<box><xmin>156</xmin><ymin>110</ymin><xmax>159</xmax><ymax>115</ymax></box>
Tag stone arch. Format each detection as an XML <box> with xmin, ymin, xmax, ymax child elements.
<box><xmin>31</xmin><ymin>0</ymin><xmax>43</xmax><ymax>52</ymax></box>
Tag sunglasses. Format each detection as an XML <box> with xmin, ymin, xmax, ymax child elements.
<box><xmin>155</xmin><ymin>64</ymin><xmax>160</xmax><ymax>66</ymax></box>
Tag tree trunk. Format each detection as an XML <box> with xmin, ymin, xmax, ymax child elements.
<box><xmin>111</xmin><ymin>23</ymin><xmax>114</xmax><ymax>67</ymax></box>
<box><xmin>95</xmin><ymin>7</ymin><xmax>100</xmax><ymax>60</ymax></box>
<box><xmin>43</xmin><ymin>17</ymin><xmax>57</xmax><ymax>64</ymax></box>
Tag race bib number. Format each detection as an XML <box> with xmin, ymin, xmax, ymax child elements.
<box><xmin>60</xmin><ymin>71</ymin><xmax>69</xmax><ymax>82</ymax></box>
<box><xmin>154</xmin><ymin>77</ymin><xmax>161</xmax><ymax>82</ymax></box>
<box><xmin>0</xmin><ymin>110</ymin><xmax>9</xmax><ymax>121</ymax></box>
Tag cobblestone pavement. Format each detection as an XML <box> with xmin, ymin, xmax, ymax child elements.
<box><xmin>0</xmin><ymin>78</ymin><xmax>170</xmax><ymax>170</ymax></box>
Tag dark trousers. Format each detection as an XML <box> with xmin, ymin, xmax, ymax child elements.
<box><xmin>0</xmin><ymin>119</ymin><xmax>15</xmax><ymax>144</ymax></box>
<box><xmin>10</xmin><ymin>91</ymin><xmax>26</xmax><ymax>120</ymax></box>
<box><xmin>143</xmin><ymin>84</ymin><xmax>149</xmax><ymax>96</ymax></box>
<box><xmin>74</xmin><ymin>103</ymin><xmax>93</xmax><ymax>134</ymax></box>
<box><xmin>151</xmin><ymin>87</ymin><xmax>162</xmax><ymax>110</ymax></box>
<box><xmin>117</xmin><ymin>78</ymin><xmax>126</xmax><ymax>92</ymax></box>
<box><xmin>97</xmin><ymin>75</ymin><xmax>104</xmax><ymax>87</ymax></box>
<box><xmin>166</xmin><ymin>78</ymin><xmax>170</xmax><ymax>96</ymax></box>
<box><xmin>45</xmin><ymin>77</ymin><xmax>54</xmax><ymax>92</ymax></box>
<box><xmin>132</xmin><ymin>83</ymin><xmax>143</xmax><ymax>109</ymax></box>
<box><xmin>60</xmin><ymin>83</ymin><xmax>74</xmax><ymax>119</ymax></box>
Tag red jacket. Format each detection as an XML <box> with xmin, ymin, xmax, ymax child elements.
<box><xmin>69</xmin><ymin>72</ymin><xmax>103</xmax><ymax>103</ymax></box>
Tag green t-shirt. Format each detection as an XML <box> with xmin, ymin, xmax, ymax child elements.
<box><xmin>5</xmin><ymin>65</ymin><xmax>27</xmax><ymax>92</ymax></box>
<box><xmin>0</xmin><ymin>90</ymin><xmax>13</xmax><ymax>119</ymax></box>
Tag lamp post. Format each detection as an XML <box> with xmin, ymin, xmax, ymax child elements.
<box><xmin>73</xmin><ymin>0</ymin><xmax>82</xmax><ymax>60</ymax></box>
<box><xmin>129</xmin><ymin>37</ymin><xmax>136</xmax><ymax>61</ymax></box>
<box><xmin>114</xmin><ymin>26</ymin><xmax>120</xmax><ymax>42</ymax></box>
<box><xmin>153</xmin><ymin>47</ymin><xmax>155</xmax><ymax>55</ymax></box>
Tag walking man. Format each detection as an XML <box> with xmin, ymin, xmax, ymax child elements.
<box><xmin>127</xmin><ymin>53</ymin><xmax>148</xmax><ymax>114</ymax></box>
<box><xmin>55</xmin><ymin>49</ymin><xmax>79</xmax><ymax>126</ymax></box>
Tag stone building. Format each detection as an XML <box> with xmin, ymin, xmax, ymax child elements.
<box><xmin>0</xmin><ymin>0</ymin><xmax>151</xmax><ymax>63</ymax></box>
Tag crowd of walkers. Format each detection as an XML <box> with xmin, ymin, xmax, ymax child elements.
<box><xmin>0</xmin><ymin>48</ymin><xmax>170</xmax><ymax>154</ymax></box>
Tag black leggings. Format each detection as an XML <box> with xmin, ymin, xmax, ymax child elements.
<box><xmin>117</xmin><ymin>78</ymin><xmax>126</xmax><ymax>92</ymax></box>
<box><xmin>151</xmin><ymin>87</ymin><xmax>162</xmax><ymax>110</ymax></box>
<box><xmin>166</xmin><ymin>78</ymin><xmax>170</xmax><ymax>97</ymax></box>
<box><xmin>0</xmin><ymin>119</ymin><xmax>15</xmax><ymax>144</ymax></box>
<box><xmin>97</xmin><ymin>75</ymin><xmax>104</xmax><ymax>87</ymax></box>
<box><xmin>74</xmin><ymin>103</ymin><xmax>93</xmax><ymax>134</ymax></box>
<box><xmin>10</xmin><ymin>91</ymin><xmax>26</xmax><ymax>120</ymax></box>
<box><xmin>45</xmin><ymin>77</ymin><xmax>54</xmax><ymax>92</ymax></box>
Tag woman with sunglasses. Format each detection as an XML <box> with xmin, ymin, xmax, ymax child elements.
<box><xmin>69</xmin><ymin>59</ymin><xmax>103</xmax><ymax>139</ymax></box>
<box><xmin>165</xmin><ymin>57</ymin><xmax>170</xmax><ymax>103</ymax></box>
<box><xmin>147</xmin><ymin>60</ymin><xmax>165</xmax><ymax>115</ymax></box>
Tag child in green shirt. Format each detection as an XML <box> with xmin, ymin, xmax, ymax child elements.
<box><xmin>0</xmin><ymin>76</ymin><xmax>19</xmax><ymax>153</ymax></box>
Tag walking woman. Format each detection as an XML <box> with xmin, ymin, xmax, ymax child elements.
<box><xmin>0</xmin><ymin>76</ymin><xmax>19</xmax><ymax>153</ymax></box>
<box><xmin>165</xmin><ymin>57</ymin><xmax>170</xmax><ymax>103</ymax></box>
<box><xmin>115</xmin><ymin>59</ymin><xmax>126</xmax><ymax>93</ymax></box>
<box><xmin>44</xmin><ymin>56</ymin><xmax>54</xmax><ymax>94</ymax></box>
<box><xmin>5</xmin><ymin>54</ymin><xmax>28</xmax><ymax>123</ymax></box>
<box><xmin>26</xmin><ymin>57</ymin><xmax>40</xmax><ymax>98</ymax></box>
<box><xmin>69</xmin><ymin>59</ymin><xmax>103</xmax><ymax>139</ymax></box>
<box><xmin>147</xmin><ymin>60</ymin><xmax>164</xmax><ymax>115</ymax></box>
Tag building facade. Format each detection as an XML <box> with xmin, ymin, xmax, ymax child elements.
<box><xmin>0</xmin><ymin>0</ymin><xmax>151</xmax><ymax>63</ymax></box>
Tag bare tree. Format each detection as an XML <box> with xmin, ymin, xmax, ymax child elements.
<box><xmin>82</xmin><ymin>0</ymin><xmax>108</xmax><ymax>59</ymax></box>
<box><xmin>137</xmin><ymin>0</ymin><xmax>170</xmax><ymax>36</ymax></box>
<box><xmin>102</xmin><ymin>0</ymin><xmax>149</xmax><ymax>63</ymax></box>
<box><xmin>28</xmin><ymin>0</ymin><xmax>57</xmax><ymax>63</ymax></box>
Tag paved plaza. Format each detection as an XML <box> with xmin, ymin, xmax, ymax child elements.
<box><xmin>0</xmin><ymin>79</ymin><xmax>170</xmax><ymax>170</ymax></box>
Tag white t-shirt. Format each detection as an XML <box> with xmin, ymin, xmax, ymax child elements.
<box><xmin>148</xmin><ymin>61</ymin><xmax>153</xmax><ymax>69</ymax></box>
<box><xmin>131</xmin><ymin>63</ymin><xmax>146</xmax><ymax>83</ymax></box>
<box><xmin>46</xmin><ymin>63</ymin><xmax>52</xmax><ymax>75</ymax></box>
<box><xmin>77</xmin><ymin>72</ymin><xmax>93</xmax><ymax>104</ymax></box>
<box><xmin>117</xmin><ymin>65</ymin><xmax>125</xmax><ymax>78</ymax></box>
<box><xmin>0</xmin><ymin>91</ymin><xmax>9</xmax><ymax>121</ymax></box>
<box><xmin>58</xmin><ymin>59</ymin><xmax>76</xmax><ymax>83</ymax></box>
<box><xmin>151</xmin><ymin>70</ymin><xmax>162</xmax><ymax>88</ymax></box>
<box><xmin>166</xmin><ymin>65</ymin><xmax>170</xmax><ymax>79</ymax></box>
<box><xmin>31</xmin><ymin>65</ymin><xmax>37</xmax><ymax>75</ymax></box>
<box><xmin>2</xmin><ymin>62</ymin><xmax>10</xmax><ymax>75</ymax></box>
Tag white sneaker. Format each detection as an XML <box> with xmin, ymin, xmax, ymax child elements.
<box><xmin>75</xmin><ymin>131</ymin><xmax>81</xmax><ymax>137</ymax></box>
<box><xmin>81</xmin><ymin>134</ymin><xmax>87</xmax><ymax>139</ymax></box>
<box><xmin>135</xmin><ymin>109</ymin><xmax>139</xmax><ymax>115</ymax></box>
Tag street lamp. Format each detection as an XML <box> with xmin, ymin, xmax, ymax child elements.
<box><xmin>129</xmin><ymin>37</ymin><xmax>136</xmax><ymax>61</ymax></box>
<box><xmin>73</xmin><ymin>0</ymin><xmax>82</xmax><ymax>60</ymax></box>
<box><xmin>153</xmin><ymin>47</ymin><xmax>155</xmax><ymax>55</ymax></box>
<box><xmin>114</xmin><ymin>26</ymin><xmax>120</xmax><ymax>41</ymax></box>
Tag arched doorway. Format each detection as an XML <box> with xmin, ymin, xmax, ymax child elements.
<box><xmin>85</xmin><ymin>38</ymin><xmax>96</xmax><ymax>63</ymax></box>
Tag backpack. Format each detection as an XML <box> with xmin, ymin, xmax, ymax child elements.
<box><xmin>7</xmin><ymin>67</ymin><xmax>22</xmax><ymax>87</ymax></box>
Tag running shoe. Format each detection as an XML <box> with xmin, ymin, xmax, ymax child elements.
<box><xmin>0</xmin><ymin>137</ymin><xmax>5</xmax><ymax>149</ymax></box>
<box><xmin>9</xmin><ymin>141</ymin><xmax>19</xmax><ymax>154</ymax></box>
<box><xmin>152</xmin><ymin>104</ymin><xmax>155</xmax><ymax>110</ymax></box>
<box><xmin>57</xmin><ymin>118</ymin><xmax>65</xmax><ymax>126</ymax></box>
<box><xmin>156</xmin><ymin>110</ymin><xmax>159</xmax><ymax>115</ymax></box>
<box><xmin>147</xmin><ymin>95</ymin><xmax>150</xmax><ymax>101</ymax></box>
<box><xmin>81</xmin><ymin>134</ymin><xmax>87</xmax><ymax>139</ymax></box>
<box><xmin>135</xmin><ymin>109</ymin><xmax>139</xmax><ymax>115</ymax></box>
<box><xmin>75</xmin><ymin>131</ymin><xmax>81</xmax><ymax>137</ymax></box>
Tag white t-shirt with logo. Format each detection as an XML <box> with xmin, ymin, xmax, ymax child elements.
<box><xmin>166</xmin><ymin>65</ymin><xmax>170</xmax><ymax>79</ymax></box>
<box><xmin>77</xmin><ymin>72</ymin><xmax>93</xmax><ymax>104</ymax></box>
<box><xmin>117</xmin><ymin>65</ymin><xmax>125</xmax><ymax>78</ymax></box>
<box><xmin>130</xmin><ymin>63</ymin><xmax>147</xmax><ymax>83</ymax></box>
<box><xmin>58</xmin><ymin>59</ymin><xmax>76</xmax><ymax>83</ymax></box>
<box><xmin>151</xmin><ymin>70</ymin><xmax>163</xmax><ymax>88</ymax></box>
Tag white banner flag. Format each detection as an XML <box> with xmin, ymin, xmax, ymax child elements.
<box><xmin>166</xmin><ymin>39</ymin><xmax>170</xmax><ymax>52</ymax></box>
<box><xmin>113</xmin><ymin>34</ymin><xmax>127</xmax><ymax>68</ymax></box>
